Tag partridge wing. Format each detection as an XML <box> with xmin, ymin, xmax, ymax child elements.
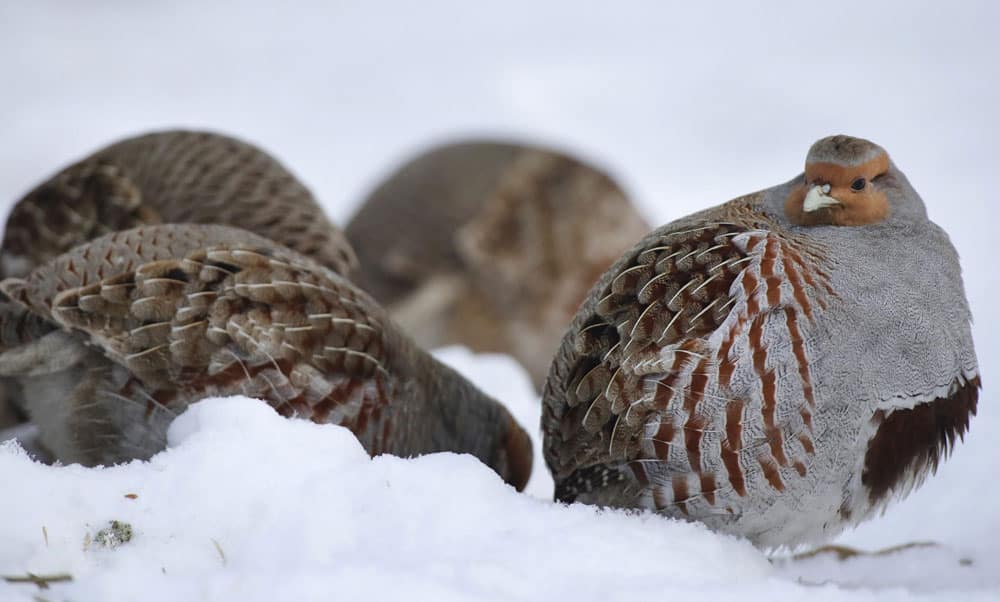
<box><xmin>543</xmin><ymin>198</ymin><xmax>835</xmax><ymax>509</ymax></box>
<box><xmin>2</xmin><ymin>224</ymin><xmax>395</xmax><ymax>450</ymax></box>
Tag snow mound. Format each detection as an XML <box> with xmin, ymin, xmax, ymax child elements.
<box><xmin>1</xmin><ymin>347</ymin><xmax>997</xmax><ymax>601</ymax></box>
<box><xmin>1</xmin><ymin>396</ymin><xmax>771</xmax><ymax>602</ymax></box>
<box><xmin>430</xmin><ymin>345</ymin><xmax>554</xmax><ymax>499</ymax></box>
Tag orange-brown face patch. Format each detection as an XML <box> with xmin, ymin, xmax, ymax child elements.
<box><xmin>785</xmin><ymin>153</ymin><xmax>891</xmax><ymax>227</ymax></box>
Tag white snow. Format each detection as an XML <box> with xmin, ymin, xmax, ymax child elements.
<box><xmin>0</xmin><ymin>393</ymin><xmax>775</xmax><ymax>602</ymax></box>
<box><xmin>2</xmin><ymin>1</ymin><xmax>999</xmax><ymax>600</ymax></box>
<box><xmin>0</xmin><ymin>350</ymin><xmax>996</xmax><ymax>601</ymax></box>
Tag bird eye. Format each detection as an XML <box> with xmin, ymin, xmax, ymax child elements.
<box><xmin>850</xmin><ymin>177</ymin><xmax>866</xmax><ymax>191</ymax></box>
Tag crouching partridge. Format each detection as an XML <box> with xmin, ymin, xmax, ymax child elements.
<box><xmin>0</xmin><ymin>129</ymin><xmax>358</xmax><ymax>431</ymax></box>
<box><xmin>346</xmin><ymin>140</ymin><xmax>650</xmax><ymax>391</ymax></box>
<box><xmin>0</xmin><ymin>224</ymin><xmax>533</xmax><ymax>490</ymax></box>
<box><xmin>542</xmin><ymin>135</ymin><xmax>979</xmax><ymax>547</ymax></box>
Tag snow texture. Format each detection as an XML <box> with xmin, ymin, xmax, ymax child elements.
<box><xmin>2</xmin><ymin>1</ymin><xmax>999</xmax><ymax>600</ymax></box>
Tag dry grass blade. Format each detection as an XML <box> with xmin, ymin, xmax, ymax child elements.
<box><xmin>2</xmin><ymin>573</ymin><xmax>73</xmax><ymax>590</ymax></box>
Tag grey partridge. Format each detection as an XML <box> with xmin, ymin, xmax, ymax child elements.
<box><xmin>346</xmin><ymin>140</ymin><xmax>650</xmax><ymax>390</ymax></box>
<box><xmin>1</xmin><ymin>129</ymin><xmax>357</xmax><ymax>280</ymax></box>
<box><xmin>542</xmin><ymin>135</ymin><xmax>979</xmax><ymax>547</ymax></box>
<box><xmin>0</xmin><ymin>224</ymin><xmax>532</xmax><ymax>490</ymax></box>
<box><xmin>0</xmin><ymin>129</ymin><xmax>357</xmax><ymax>431</ymax></box>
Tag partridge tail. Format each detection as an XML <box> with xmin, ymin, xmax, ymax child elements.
<box><xmin>494</xmin><ymin>406</ymin><xmax>534</xmax><ymax>492</ymax></box>
<box><xmin>412</xmin><ymin>357</ymin><xmax>534</xmax><ymax>491</ymax></box>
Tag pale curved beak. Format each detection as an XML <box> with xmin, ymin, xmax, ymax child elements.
<box><xmin>802</xmin><ymin>183</ymin><xmax>840</xmax><ymax>213</ymax></box>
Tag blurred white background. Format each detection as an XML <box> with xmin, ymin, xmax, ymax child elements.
<box><xmin>1</xmin><ymin>0</ymin><xmax>998</xmax><ymax>575</ymax></box>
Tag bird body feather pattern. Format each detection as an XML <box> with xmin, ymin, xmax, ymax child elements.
<box><xmin>543</xmin><ymin>137</ymin><xmax>979</xmax><ymax>547</ymax></box>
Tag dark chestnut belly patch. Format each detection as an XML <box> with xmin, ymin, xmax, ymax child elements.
<box><xmin>862</xmin><ymin>376</ymin><xmax>980</xmax><ymax>505</ymax></box>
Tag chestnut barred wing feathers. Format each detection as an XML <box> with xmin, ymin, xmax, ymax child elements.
<box><xmin>2</xmin><ymin>225</ymin><xmax>392</xmax><ymax>438</ymax></box>
<box><xmin>545</xmin><ymin>196</ymin><xmax>837</xmax><ymax>519</ymax></box>
<box><xmin>1</xmin><ymin>224</ymin><xmax>533</xmax><ymax>490</ymax></box>
<box><xmin>5</xmin><ymin>224</ymin><xmax>328</xmax><ymax>315</ymax></box>
<box><xmin>545</xmin><ymin>219</ymin><xmax>756</xmax><ymax>476</ymax></box>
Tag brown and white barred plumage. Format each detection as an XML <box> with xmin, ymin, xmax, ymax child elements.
<box><xmin>543</xmin><ymin>135</ymin><xmax>979</xmax><ymax>547</ymax></box>
<box><xmin>546</xmin><ymin>198</ymin><xmax>830</xmax><ymax>502</ymax></box>
<box><xmin>0</xmin><ymin>224</ymin><xmax>532</xmax><ymax>490</ymax></box>
<box><xmin>0</xmin><ymin>129</ymin><xmax>358</xmax><ymax>430</ymax></box>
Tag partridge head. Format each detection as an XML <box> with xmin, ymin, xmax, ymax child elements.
<box><xmin>347</xmin><ymin>140</ymin><xmax>650</xmax><ymax>390</ymax></box>
<box><xmin>542</xmin><ymin>135</ymin><xmax>979</xmax><ymax>547</ymax></box>
<box><xmin>784</xmin><ymin>136</ymin><xmax>893</xmax><ymax>227</ymax></box>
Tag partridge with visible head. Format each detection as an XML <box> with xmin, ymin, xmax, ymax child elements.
<box><xmin>542</xmin><ymin>135</ymin><xmax>979</xmax><ymax>547</ymax></box>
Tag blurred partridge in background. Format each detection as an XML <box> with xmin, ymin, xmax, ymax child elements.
<box><xmin>542</xmin><ymin>135</ymin><xmax>979</xmax><ymax>547</ymax></box>
<box><xmin>346</xmin><ymin>140</ymin><xmax>651</xmax><ymax>391</ymax></box>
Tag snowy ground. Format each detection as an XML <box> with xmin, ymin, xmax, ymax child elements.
<box><xmin>0</xmin><ymin>352</ymin><xmax>996</xmax><ymax>601</ymax></box>
<box><xmin>2</xmin><ymin>1</ymin><xmax>999</xmax><ymax>600</ymax></box>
